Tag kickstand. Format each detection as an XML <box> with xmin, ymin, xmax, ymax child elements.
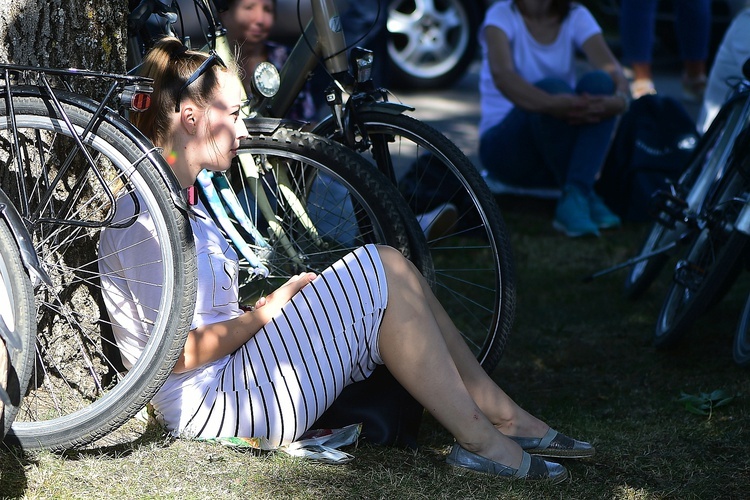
<box><xmin>582</xmin><ymin>240</ymin><xmax>679</xmax><ymax>283</ymax></box>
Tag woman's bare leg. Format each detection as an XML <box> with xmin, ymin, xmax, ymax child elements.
<box><xmin>376</xmin><ymin>246</ymin><xmax>525</xmax><ymax>467</ymax></box>
<box><xmin>377</xmin><ymin>246</ymin><xmax>549</xmax><ymax>440</ymax></box>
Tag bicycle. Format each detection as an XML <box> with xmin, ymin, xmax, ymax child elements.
<box><xmin>653</xmin><ymin>130</ymin><xmax>750</xmax><ymax>348</ymax></box>
<box><xmin>618</xmin><ymin>79</ymin><xmax>750</xmax><ymax>301</ymax></box>
<box><xmin>0</xmin><ymin>64</ymin><xmax>198</xmax><ymax>451</ymax></box>
<box><xmin>651</xmin><ymin>63</ymin><xmax>750</xmax><ymax>349</ymax></box>
<box><xmin>584</xmin><ymin>60</ymin><xmax>750</xmax><ymax>352</ymax></box>
<box><xmin>0</xmin><ymin>188</ymin><xmax>37</xmax><ymax>439</ymax></box>
<box><xmin>159</xmin><ymin>0</ymin><xmax>515</xmax><ymax>372</ymax></box>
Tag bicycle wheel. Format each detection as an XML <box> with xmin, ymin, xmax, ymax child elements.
<box><xmin>315</xmin><ymin>111</ymin><xmax>515</xmax><ymax>373</ymax></box>
<box><xmin>654</xmin><ymin>154</ymin><xmax>750</xmax><ymax>349</ymax></box>
<box><xmin>733</xmin><ymin>291</ymin><xmax>750</xmax><ymax>367</ymax></box>
<box><xmin>0</xmin><ymin>201</ymin><xmax>36</xmax><ymax>439</ymax></box>
<box><xmin>0</xmin><ymin>89</ymin><xmax>196</xmax><ymax>451</ymax></box>
<box><xmin>216</xmin><ymin>126</ymin><xmax>430</xmax><ymax>302</ymax></box>
<box><xmin>624</xmin><ymin>90</ymin><xmax>750</xmax><ymax>300</ymax></box>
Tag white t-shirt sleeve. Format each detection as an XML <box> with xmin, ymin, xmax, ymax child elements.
<box><xmin>99</xmin><ymin>195</ymin><xmax>166</xmax><ymax>370</ymax></box>
<box><xmin>568</xmin><ymin>4</ymin><xmax>602</xmax><ymax>49</ymax></box>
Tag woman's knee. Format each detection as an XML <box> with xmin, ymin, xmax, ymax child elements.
<box><xmin>377</xmin><ymin>245</ymin><xmax>424</xmax><ymax>292</ymax></box>
<box><xmin>377</xmin><ymin>245</ymin><xmax>414</xmax><ymax>276</ymax></box>
<box><xmin>576</xmin><ymin>71</ymin><xmax>615</xmax><ymax>95</ymax></box>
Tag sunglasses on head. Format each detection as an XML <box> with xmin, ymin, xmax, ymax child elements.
<box><xmin>174</xmin><ymin>51</ymin><xmax>227</xmax><ymax>112</ymax></box>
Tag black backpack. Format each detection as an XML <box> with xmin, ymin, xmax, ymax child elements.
<box><xmin>596</xmin><ymin>94</ymin><xmax>699</xmax><ymax>222</ymax></box>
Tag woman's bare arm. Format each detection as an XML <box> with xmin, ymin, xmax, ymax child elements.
<box><xmin>173</xmin><ymin>272</ymin><xmax>317</xmax><ymax>373</ymax></box>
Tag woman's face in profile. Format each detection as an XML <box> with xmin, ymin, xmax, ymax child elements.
<box><xmin>221</xmin><ymin>0</ymin><xmax>275</xmax><ymax>46</ymax></box>
<box><xmin>193</xmin><ymin>72</ymin><xmax>248</xmax><ymax>173</ymax></box>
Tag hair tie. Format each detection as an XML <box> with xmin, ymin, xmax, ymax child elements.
<box><xmin>171</xmin><ymin>44</ymin><xmax>189</xmax><ymax>59</ymax></box>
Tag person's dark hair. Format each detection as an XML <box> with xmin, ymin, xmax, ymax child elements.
<box><xmin>132</xmin><ymin>37</ymin><xmax>227</xmax><ymax>147</ymax></box>
<box><xmin>513</xmin><ymin>0</ymin><xmax>572</xmax><ymax>22</ymax></box>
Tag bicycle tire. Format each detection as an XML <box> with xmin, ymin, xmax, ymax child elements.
<box><xmin>733</xmin><ymin>291</ymin><xmax>750</xmax><ymax>367</ymax></box>
<box><xmin>0</xmin><ymin>206</ymin><xmax>36</xmax><ymax>439</ymax></box>
<box><xmin>654</xmin><ymin>161</ymin><xmax>750</xmax><ymax>349</ymax></box>
<box><xmin>218</xmin><ymin>126</ymin><xmax>431</xmax><ymax>301</ymax></box>
<box><xmin>314</xmin><ymin>111</ymin><xmax>515</xmax><ymax>373</ymax></box>
<box><xmin>0</xmin><ymin>90</ymin><xmax>196</xmax><ymax>450</ymax></box>
<box><xmin>624</xmin><ymin>91</ymin><xmax>750</xmax><ymax>300</ymax></box>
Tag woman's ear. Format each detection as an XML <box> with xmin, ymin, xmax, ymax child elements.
<box><xmin>180</xmin><ymin>105</ymin><xmax>198</xmax><ymax>135</ymax></box>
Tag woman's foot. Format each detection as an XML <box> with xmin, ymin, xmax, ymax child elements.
<box><xmin>553</xmin><ymin>185</ymin><xmax>599</xmax><ymax>237</ymax></box>
<box><xmin>446</xmin><ymin>444</ymin><xmax>568</xmax><ymax>483</ymax></box>
<box><xmin>507</xmin><ymin>427</ymin><xmax>596</xmax><ymax>459</ymax></box>
<box><xmin>630</xmin><ymin>78</ymin><xmax>656</xmax><ymax>99</ymax></box>
<box><xmin>587</xmin><ymin>191</ymin><xmax>621</xmax><ymax>230</ymax></box>
<box><xmin>492</xmin><ymin>412</ymin><xmax>595</xmax><ymax>459</ymax></box>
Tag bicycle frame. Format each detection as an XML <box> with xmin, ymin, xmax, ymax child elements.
<box><xmin>0</xmin><ymin>188</ymin><xmax>51</xmax><ymax>289</ymax></box>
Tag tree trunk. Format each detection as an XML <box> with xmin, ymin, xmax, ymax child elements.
<box><xmin>0</xmin><ymin>0</ymin><xmax>127</xmax><ymax>72</ymax></box>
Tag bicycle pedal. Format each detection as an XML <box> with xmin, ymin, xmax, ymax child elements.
<box><xmin>651</xmin><ymin>190</ymin><xmax>689</xmax><ymax>229</ymax></box>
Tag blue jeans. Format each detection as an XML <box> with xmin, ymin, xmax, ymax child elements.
<box><xmin>620</xmin><ymin>0</ymin><xmax>710</xmax><ymax>64</ymax></box>
<box><xmin>479</xmin><ymin>71</ymin><xmax>616</xmax><ymax>192</ymax></box>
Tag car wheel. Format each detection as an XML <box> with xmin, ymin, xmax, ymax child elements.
<box><xmin>386</xmin><ymin>0</ymin><xmax>482</xmax><ymax>89</ymax></box>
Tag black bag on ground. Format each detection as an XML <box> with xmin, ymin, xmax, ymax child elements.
<box><xmin>310</xmin><ymin>366</ymin><xmax>423</xmax><ymax>448</ymax></box>
<box><xmin>596</xmin><ymin>94</ymin><xmax>699</xmax><ymax>222</ymax></box>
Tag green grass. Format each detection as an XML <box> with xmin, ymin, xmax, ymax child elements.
<box><xmin>2</xmin><ymin>198</ymin><xmax>749</xmax><ymax>499</ymax></box>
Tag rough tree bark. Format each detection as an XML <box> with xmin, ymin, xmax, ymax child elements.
<box><xmin>0</xmin><ymin>1</ymin><xmax>132</xmax><ymax>403</ymax></box>
<box><xmin>0</xmin><ymin>0</ymin><xmax>127</xmax><ymax>72</ymax></box>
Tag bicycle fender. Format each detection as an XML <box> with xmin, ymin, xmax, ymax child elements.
<box><xmin>242</xmin><ymin>116</ymin><xmax>309</xmax><ymax>134</ymax></box>
<box><xmin>2</xmin><ymin>86</ymin><xmax>189</xmax><ymax>216</ymax></box>
<box><xmin>311</xmin><ymin>100</ymin><xmax>415</xmax><ymax>137</ymax></box>
<box><xmin>0</xmin><ymin>189</ymin><xmax>53</xmax><ymax>288</ymax></box>
<box><xmin>349</xmin><ymin>100</ymin><xmax>415</xmax><ymax>116</ymax></box>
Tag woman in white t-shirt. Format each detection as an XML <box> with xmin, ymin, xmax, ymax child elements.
<box><xmin>479</xmin><ymin>0</ymin><xmax>629</xmax><ymax>237</ymax></box>
<box><xmin>99</xmin><ymin>37</ymin><xmax>596</xmax><ymax>484</ymax></box>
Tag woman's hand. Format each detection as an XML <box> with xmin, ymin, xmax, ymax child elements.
<box><xmin>581</xmin><ymin>94</ymin><xmax>628</xmax><ymax>121</ymax></box>
<box><xmin>549</xmin><ymin>93</ymin><xmax>591</xmax><ymax>124</ymax></box>
<box><xmin>253</xmin><ymin>272</ymin><xmax>317</xmax><ymax>322</ymax></box>
<box><xmin>553</xmin><ymin>94</ymin><xmax>626</xmax><ymax>124</ymax></box>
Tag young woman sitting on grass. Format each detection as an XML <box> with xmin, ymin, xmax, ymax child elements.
<box><xmin>99</xmin><ymin>36</ymin><xmax>595</xmax><ymax>484</ymax></box>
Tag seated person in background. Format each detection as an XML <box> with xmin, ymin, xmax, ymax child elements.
<box><xmin>100</xmin><ymin>36</ymin><xmax>597</xmax><ymax>484</ymax></box>
<box><xmin>219</xmin><ymin>0</ymin><xmax>316</xmax><ymax>122</ymax></box>
<box><xmin>478</xmin><ymin>0</ymin><xmax>629</xmax><ymax>237</ymax></box>
<box><xmin>696</xmin><ymin>8</ymin><xmax>750</xmax><ymax>134</ymax></box>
